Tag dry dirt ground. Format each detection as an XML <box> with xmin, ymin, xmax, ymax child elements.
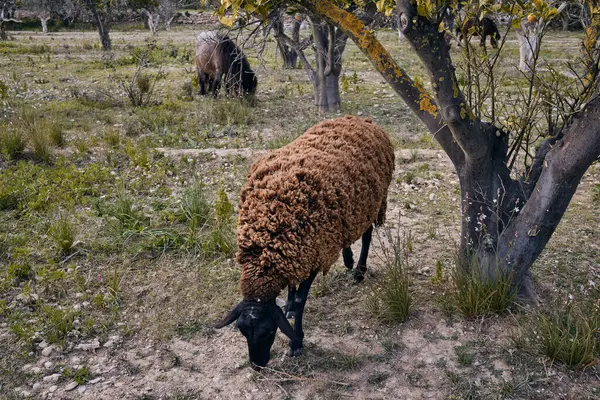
<box><xmin>1</xmin><ymin>21</ymin><xmax>599</xmax><ymax>400</ymax></box>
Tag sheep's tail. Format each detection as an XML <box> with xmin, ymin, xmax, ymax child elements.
<box><xmin>375</xmin><ymin>196</ymin><xmax>387</xmax><ymax>227</ymax></box>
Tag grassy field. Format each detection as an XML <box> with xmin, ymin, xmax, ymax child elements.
<box><xmin>0</xmin><ymin>21</ymin><xmax>599</xmax><ymax>400</ymax></box>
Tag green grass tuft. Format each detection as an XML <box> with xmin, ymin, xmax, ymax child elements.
<box><xmin>0</xmin><ymin>129</ymin><xmax>27</xmax><ymax>159</ymax></box>
<box><xmin>30</xmin><ymin>129</ymin><xmax>54</xmax><ymax>164</ymax></box>
<box><xmin>48</xmin><ymin>213</ymin><xmax>76</xmax><ymax>254</ymax></box>
<box><xmin>48</xmin><ymin>122</ymin><xmax>65</xmax><ymax>148</ymax></box>
<box><xmin>181</xmin><ymin>180</ymin><xmax>211</xmax><ymax>232</ymax></box>
<box><xmin>449</xmin><ymin>253</ymin><xmax>516</xmax><ymax>318</ymax></box>
<box><xmin>534</xmin><ymin>305</ymin><xmax>599</xmax><ymax>368</ymax></box>
<box><xmin>367</xmin><ymin>228</ymin><xmax>412</xmax><ymax>323</ymax></box>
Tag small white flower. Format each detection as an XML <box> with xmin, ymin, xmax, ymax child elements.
<box><xmin>513</xmin><ymin>207</ymin><xmax>520</xmax><ymax>213</ymax></box>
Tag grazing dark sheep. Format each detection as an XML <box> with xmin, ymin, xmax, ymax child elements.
<box><xmin>457</xmin><ymin>16</ymin><xmax>501</xmax><ymax>49</ymax></box>
<box><xmin>215</xmin><ymin>115</ymin><xmax>395</xmax><ymax>369</ymax></box>
<box><xmin>195</xmin><ymin>31</ymin><xmax>257</xmax><ymax>97</ymax></box>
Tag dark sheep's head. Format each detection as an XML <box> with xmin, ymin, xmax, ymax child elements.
<box><xmin>215</xmin><ymin>300</ymin><xmax>295</xmax><ymax>369</ymax></box>
<box><xmin>242</xmin><ymin>70</ymin><xmax>257</xmax><ymax>95</ymax></box>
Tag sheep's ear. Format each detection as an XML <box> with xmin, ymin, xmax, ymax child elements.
<box><xmin>271</xmin><ymin>305</ymin><xmax>297</xmax><ymax>340</ymax></box>
<box><xmin>214</xmin><ymin>303</ymin><xmax>242</xmax><ymax>328</ymax></box>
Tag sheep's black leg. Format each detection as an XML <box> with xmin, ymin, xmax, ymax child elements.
<box><xmin>354</xmin><ymin>225</ymin><xmax>373</xmax><ymax>282</ymax></box>
<box><xmin>289</xmin><ymin>271</ymin><xmax>317</xmax><ymax>357</ymax></box>
<box><xmin>491</xmin><ymin>32</ymin><xmax>499</xmax><ymax>49</ymax></box>
<box><xmin>342</xmin><ymin>247</ymin><xmax>354</xmax><ymax>270</ymax></box>
<box><xmin>198</xmin><ymin>71</ymin><xmax>207</xmax><ymax>95</ymax></box>
<box><xmin>212</xmin><ymin>71</ymin><xmax>222</xmax><ymax>97</ymax></box>
<box><xmin>285</xmin><ymin>285</ymin><xmax>297</xmax><ymax>319</ymax></box>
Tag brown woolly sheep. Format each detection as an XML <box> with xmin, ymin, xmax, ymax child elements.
<box><xmin>215</xmin><ymin>115</ymin><xmax>395</xmax><ymax>369</ymax></box>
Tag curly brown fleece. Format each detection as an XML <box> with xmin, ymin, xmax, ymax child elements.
<box><xmin>237</xmin><ymin>115</ymin><xmax>395</xmax><ymax>301</ymax></box>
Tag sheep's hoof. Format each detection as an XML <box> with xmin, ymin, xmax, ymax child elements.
<box><xmin>285</xmin><ymin>311</ymin><xmax>296</xmax><ymax>319</ymax></box>
<box><xmin>353</xmin><ymin>269</ymin><xmax>366</xmax><ymax>283</ymax></box>
<box><xmin>288</xmin><ymin>347</ymin><xmax>303</xmax><ymax>357</ymax></box>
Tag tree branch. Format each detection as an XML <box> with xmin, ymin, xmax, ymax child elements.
<box><xmin>298</xmin><ymin>0</ymin><xmax>466</xmax><ymax>173</ymax></box>
<box><xmin>324</xmin><ymin>22</ymin><xmax>335</xmax><ymax>76</ymax></box>
<box><xmin>396</xmin><ymin>0</ymin><xmax>489</xmax><ymax>161</ymax></box>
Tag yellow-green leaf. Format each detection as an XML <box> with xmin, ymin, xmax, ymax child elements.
<box><xmin>544</xmin><ymin>7</ymin><xmax>559</xmax><ymax>20</ymax></box>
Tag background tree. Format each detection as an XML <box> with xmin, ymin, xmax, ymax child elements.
<box><xmin>271</xmin><ymin>10</ymin><xmax>301</xmax><ymax>69</ymax></box>
<box><xmin>81</xmin><ymin>0</ymin><xmax>114</xmax><ymax>50</ymax></box>
<box><xmin>131</xmin><ymin>0</ymin><xmax>177</xmax><ymax>35</ymax></box>
<box><xmin>0</xmin><ymin>0</ymin><xmax>21</xmax><ymax>40</ymax></box>
<box><xmin>20</xmin><ymin>0</ymin><xmax>72</xmax><ymax>33</ymax></box>
<box><xmin>160</xmin><ymin>0</ymin><xmax>177</xmax><ymax>31</ymax></box>
<box><xmin>219</xmin><ymin>0</ymin><xmax>600</xmax><ymax>301</ymax></box>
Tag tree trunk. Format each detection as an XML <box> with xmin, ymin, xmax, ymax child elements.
<box><xmin>311</xmin><ymin>19</ymin><xmax>344</xmax><ymax>112</ymax></box>
<box><xmin>0</xmin><ymin>7</ymin><xmax>22</xmax><ymax>41</ymax></box>
<box><xmin>153</xmin><ymin>15</ymin><xmax>159</xmax><ymax>35</ymax></box>
<box><xmin>273</xmin><ymin>15</ymin><xmax>299</xmax><ymax>69</ymax></box>
<box><xmin>165</xmin><ymin>16</ymin><xmax>175</xmax><ymax>31</ymax></box>
<box><xmin>40</xmin><ymin>17</ymin><xmax>50</xmax><ymax>34</ymax></box>
<box><xmin>141</xmin><ymin>10</ymin><xmax>160</xmax><ymax>35</ymax></box>
<box><xmin>518</xmin><ymin>19</ymin><xmax>539</xmax><ymax>72</ymax></box>
<box><xmin>97</xmin><ymin>18</ymin><xmax>111</xmax><ymax>50</ymax></box>
<box><xmin>0</xmin><ymin>20</ymin><xmax>7</xmax><ymax>40</ymax></box>
<box><xmin>86</xmin><ymin>1</ymin><xmax>112</xmax><ymax>50</ymax></box>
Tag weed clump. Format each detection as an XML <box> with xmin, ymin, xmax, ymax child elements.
<box><xmin>39</xmin><ymin>304</ymin><xmax>77</xmax><ymax>344</ymax></box>
<box><xmin>48</xmin><ymin>122</ymin><xmax>65</xmax><ymax>147</ymax></box>
<box><xmin>533</xmin><ymin>304</ymin><xmax>599</xmax><ymax>368</ymax></box>
<box><xmin>62</xmin><ymin>366</ymin><xmax>93</xmax><ymax>385</ymax></box>
<box><xmin>30</xmin><ymin>129</ymin><xmax>54</xmax><ymax>164</ymax></box>
<box><xmin>103</xmin><ymin>130</ymin><xmax>121</xmax><ymax>148</ymax></box>
<box><xmin>202</xmin><ymin>186</ymin><xmax>235</xmax><ymax>257</ymax></box>
<box><xmin>593</xmin><ymin>184</ymin><xmax>600</xmax><ymax>203</ymax></box>
<box><xmin>0</xmin><ymin>129</ymin><xmax>27</xmax><ymax>159</ymax></box>
<box><xmin>48</xmin><ymin>213</ymin><xmax>76</xmax><ymax>254</ymax></box>
<box><xmin>181</xmin><ymin>180</ymin><xmax>211</xmax><ymax>232</ymax></box>
<box><xmin>7</xmin><ymin>263</ymin><xmax>34</xmax><ymax>283</ymax></box>
<box><xmin>119</xmin><ymin>62</ymin><xmax>166</xmax><ymax>107</ymax></box>
<box><xmin>447</xmin><ymin>253</ymin><xmax>516</xmax><ymax>317</ymax></box>
<box><xmin>367</xmin><ymin>227</ymin><xmax>412</xmax><ymax>323</ymax></box>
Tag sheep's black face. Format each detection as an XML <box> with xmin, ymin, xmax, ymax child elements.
<box><xmin>236</xmin><ymin>311</ymin><xmax>277</xmax><ymax>369</ymax></box>
<box><xmin>242</xmin><ymin>71</ymin><xmax>257</xmax><ymax>95</ymax></box>
<box><xmin>214</xmin><ymin>300</ymin><xmax>297</xmax><ymax>370</ymax></box>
